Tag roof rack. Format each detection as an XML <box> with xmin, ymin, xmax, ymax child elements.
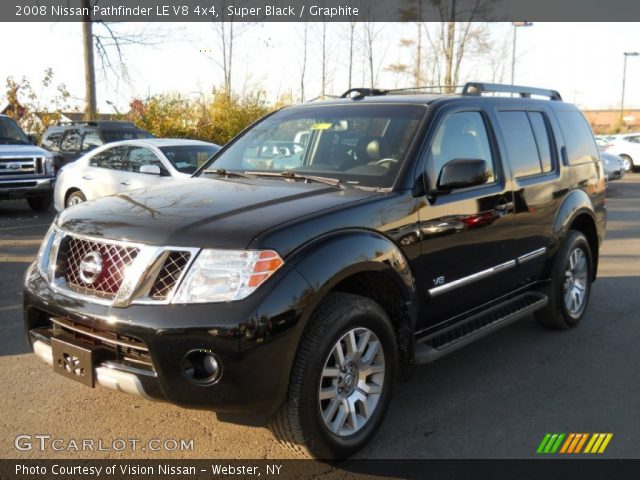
<box><xmin>462</xmin><ymin>82</ymin><xmax>562</xmax><ymax>101</ymax></box>
<box><xmin>340</xmin><ymin>88</ymin><xmax>389</xmax><ymax>99</ymax></box>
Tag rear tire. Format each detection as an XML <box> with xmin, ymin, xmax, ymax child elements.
<box><xmin>270</xmin><ymin>293</ymin><xmax>397</xmax><ymax>459</ymax></box>
<box><xmin>536</xmin><ymin>230</ymin><xmax>593</xmax><ymax>329</ymax></box>
<box><xmin>65</xmin><ymin>190</ymin><xmax>86</xmax><ymax>208</ymax></box>
<box><xmin>27</xmin><ymin>195</ymin><xmax>52</xmax><ymax>212</ymax></box>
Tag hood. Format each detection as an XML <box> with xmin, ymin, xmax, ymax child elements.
<box><xmin>57</xmin><ymin>176</ymin><xmax>378</xmax><ymax>249</ymax></box>
<box><xmin>0</xmin><ymin>144</ymin><xmax>52</xmax><ymax>157</ymax></box>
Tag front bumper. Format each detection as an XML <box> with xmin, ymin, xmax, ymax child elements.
<box><xmin>0</xmin><ymin>177</ymin><xmax>55</xmax><ymax>200</ymax></box>
<box><xmin>24</xmin><ymin>262</ymin><xmax>313</xmax><ymax>415</ymax></box>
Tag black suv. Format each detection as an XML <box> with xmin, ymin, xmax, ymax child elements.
<box><xmin>40</xmin><ymin>120</ymin><xmax>152</xmax><ymax>165</ymax></box>
<box><xmin>24</xmin><ymin>83</ymin><xmax>605</xmax><ymax>458</ymax></box>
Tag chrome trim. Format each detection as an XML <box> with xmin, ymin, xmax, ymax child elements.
<box><xmin>102</xmin><ymin>360</ymin><xmax>157</xmax><ymax>378</ymax></box>
<box><xmin>428</xmin><ymin>260</ymin><xmax>516</xmax><ymax>297</ymax></box>
<box><xmin>517</xmin><ymin>247</ymin><xmax>547</xmax><ymax>264</ymax></box>
<box><xmin>50</xmin><ymin>317</ymin><xmax>148</xmax><ymax>352</ymax></box>
<box><xmin>32</xmin><ymin>340</ymin><xmax>153</xmax><ymax>400</ymax></box>
<box><xmin>43</xmin><ymin>227</ymin><xmax>200</xmax><ymax>307</ymax></box>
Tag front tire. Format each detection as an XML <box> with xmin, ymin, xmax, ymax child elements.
<box><xmin>27</xmin><ymin>195</ymin><xmax>52</xmax><ymax>212</ymax></box>
<box><xmin>619</xmin><ymin>154</ymin><xmax>634</xmax><ymax>173</ymax></box>
<box><xmin>536</xmin><ymin>230</ymin><xmax>593</xmax><ymax>329</ymax></box>
<box><xmin>65</xmin><ymin>190</ymin><xmax>86</xmax><ymax>208</ymax></box>
<box><xmin>270</xmin><ymin>293</ymin><xmax>396</xmax><ymax>459</ymax></box>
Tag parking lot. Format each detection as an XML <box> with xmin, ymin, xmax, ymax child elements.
<box><xmin>1</xmin><ymin>176</ymin><xmax>639</xmax><ymax>460</ymax></box>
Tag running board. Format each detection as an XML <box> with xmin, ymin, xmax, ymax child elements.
<box><xmin>414</xmin><ymin>292</ymin><xmax>548</xmax><ymax>365</ymax></box>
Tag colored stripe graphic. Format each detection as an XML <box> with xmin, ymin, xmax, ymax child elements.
<box><xmin>538</xmin><ymin>433</ymin><xmax>613</xmax><ymax>454</ymax></box>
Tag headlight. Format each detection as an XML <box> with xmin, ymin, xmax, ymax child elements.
<box><xmin>44</xmin><ymin>156</ymin><xmax>55</xmax><ymax>176</ymax></box>
<box><xmin>36</xmin><ymin>224</ymin><xmax>62</xmax><ymax>282</ymax></box>
<box><xmin>173</xmin><ymin>249</ymin><xmax>284</xmax><ymax>303</ymax></box>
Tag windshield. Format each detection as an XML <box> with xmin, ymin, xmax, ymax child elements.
<box><xmin>160</xmin><ymin>144</ymin><xmax>221</xmax><ymax>174</ymax></box>
<box><xmin>0</xmin><ymin>117</ymin><xmax>29</xmax><ymax>145</ymax></box>
<box><xmin>199</xmin><ymin>103</ymin><xmax>426</xmax><ymax>188</ymax></box>
<box><xmin>102</xmin><ymin>129</ymin><xmax>153</xmax><ymax>143</ymax></box>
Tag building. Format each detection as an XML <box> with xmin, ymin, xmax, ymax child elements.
<box><xmin>582</xmin><ymin>109</ymin><xmax>640</xmax><ymax>134</ymax></box>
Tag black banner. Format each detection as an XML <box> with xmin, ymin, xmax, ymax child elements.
<box><xmin>3</xmin><ymin>459</ymin><xmax>640</xmax><ymax>480</ymax></box>
<box><xmin>5</xmin><ymin>0</ymin><xmax>640</xmax><ymax>22</ymax></box>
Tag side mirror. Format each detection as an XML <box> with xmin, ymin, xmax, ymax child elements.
<box><xmin>139</xmin><ymin>164</ymin><xmax>161</xmax><ymax>175</ymax></box>
<box><xmin>436</xmin><ymin>158</ymin><xmax>489</xmax><ymax>192</ymax></box>
<box><xmin>27</xmin><ymin>134</ymin><xmax>39</xmax><ymax>145</ymax></box>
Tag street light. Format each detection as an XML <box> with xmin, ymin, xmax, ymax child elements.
<box><xmin>511</xmin><ymin>22</ymin><xmax>532</xmax><ymax>85</ymax></box>
<box><xmin>621</xmin><ymin>51</ymin><xmax>639</xmax><ymax>128</ymax></box>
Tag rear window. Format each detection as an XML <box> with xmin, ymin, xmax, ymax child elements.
<box><xmin>555</xmin><ymin>110</ymin><xmax>598</xmax><ymax>165</ymax></box>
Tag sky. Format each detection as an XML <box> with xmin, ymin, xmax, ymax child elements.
<box><xmin>0</xmin><ymin>22</ymin><xmax>639</xmax><ymax>112</ymax></box>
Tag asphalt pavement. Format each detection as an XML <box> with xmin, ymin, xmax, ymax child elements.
<box><xmin>1</xmin><ymin>176</ymin><xmax>639</xmax><ymax>459</ymax></box>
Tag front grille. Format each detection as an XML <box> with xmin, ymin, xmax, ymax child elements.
<box><xmin>0</xmin><ymin>181</ymin><xmax>37</xmax><ymax>188</ymax></box>
<box><xmin>59</xmin><ymin>237</ymin><xmax>140</xmax><ymax>299</ymax></box>
<box><xmin>51</xmin><ymin>316</ymin><xmax>154</xmax><ymax>370</ymax></box>
<box><xmin>149</xmin><ymin>251</ymin><xmax>191</xmax><ymax>300</ymax></box>
<box><xmin>0</xmin><ymin>157</ymin><xmax>38</xmax><ymax>176</ymax></box>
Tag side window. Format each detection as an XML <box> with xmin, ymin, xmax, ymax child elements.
<box><xmin>555</xmin><ymin>110</ymin><xmax>598</xmax><ymax>165</ymax></box>
<box><xmin>81</xmin><ymin>131</ymin><xmax>103</xmax><ymax>152</ymax></box>
<box><xmin>527</xmin><ymin>112</ymin><xmax>553</xmax><ymax>173</ymax></box>
<box><xmin>60</xmin><ymin>130</ymin><xmax>82</xmax><ymax>152</ymax></box>
<box><xmin>41</xmin><ymin>131</ymin><xmax>63</xmax><ymax>150</ymax></box>
<box><xmin>427</xmin><ymin>111</ymin><xmax>496</xmax><ymax>184</ymax></box>
<box><xmin>90</xmin><ymin>146</ymin><xmax>128</xmax><ymax>170</ymax></box>
<box><xmin>127</xmin><ymin>147</ymin><xmax>167</xmax><ymax>174</ymax></box>
<box><xmin>498</xmin><ymin>111</ymin><xmax>544</xmax><ymax>178</ymax></box>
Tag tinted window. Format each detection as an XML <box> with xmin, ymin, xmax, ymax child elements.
<box><xmin>102</xmin><ymin>130</ymin><xmax>152</xmax><ymax>143</ymax></box>
<box><xmin>160</xmin><ymin>145</ymin><xmax>220</xmax><ymax>174</ymax></box>
<box><xmin>528</xmin><ymin>112</ymin><xmax>553</xmax><ymax>173</ymax></box>
<box><xmin>60</xmin><ymin>130</ymin><xmax>81</xmax><ymax>152</ymax></box>
<box><xmin>0</xmin><ymin>116</ymin><xmax>29</xmax><ymax>144</ymax></box>
<box><xmin>127</xmin><ymin>147</ymin><xmax>167</xmax><ymax>174</ymax></box>
<box><xmin>41</xmin><ymin>131</ymin><xmax>63</xmax><ymax>150</ymax></box>
<box><xmin>90</xmin><ymin>146</ymin><xmax>128</xmax><ymax>170</ymax></box>
<box><xmin>555</xmin><ymin>110</ymin><xmax>598</xmax><ymax>165</ymax></box>
<box><xmin>498</xmin><ymin>111</ymin><xmax>542</xmax><ymax>177</ymax></box>
<box><xmin>427</xmin><ymin>111</ymin><xmax>495</xmax><ymax>184</ymax></box>
<box><xmin>81</xmin><ymin>131</ymin><xmax>103</xmax><ymax>152</ymax></box>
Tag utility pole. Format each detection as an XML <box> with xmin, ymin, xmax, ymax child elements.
<box><xmin>511</xmin><ymin>22</ymin><xmax>532</xmax><ymax>85</ymax></box>
<box><xmin>621</xmin><ymin>51</ymin><xmax>639</xmax><ymax>129</ymax></box>
<box><xmin>81</xmin><ymin>0</ymin><xmax>96</xmax><ymax>120</ymax></box>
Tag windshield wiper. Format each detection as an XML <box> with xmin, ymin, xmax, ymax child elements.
<box><xmin>250</xmin><ymin>171</ymin><xmax>343</xmax><ymax>188</ymax></box>
<box><xmin>202</xmin><ymin>168</ymin><xmax>252</xmax><ymax>179</ymax></box>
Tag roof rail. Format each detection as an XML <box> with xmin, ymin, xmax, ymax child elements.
<box><xmin>462</xmin><ymin>82</ymin><xmax>562</xmax><ymax>101</ymax></box>
<box><xmin>340</xmin><ymin>88</ymin><xmax>389</xmax><ymax>99</ymax></box>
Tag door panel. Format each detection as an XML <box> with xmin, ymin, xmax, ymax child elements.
<box><xmin>415</xmin><ymin>109</ymin><xmax>516</xmax><ymax>328</ymax></box>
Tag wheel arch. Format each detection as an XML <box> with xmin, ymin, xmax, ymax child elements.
<box><xmin>551</xmin><ymin>189</ymin><xmax>600</xmax><ymax>280</ymax></box>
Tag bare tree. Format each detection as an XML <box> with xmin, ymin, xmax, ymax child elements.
<box><xmin>361</xmin><ymin>22</ymin><xmax>386</xmax><ymax>89</ymax></box>
<box><xmin>321</xmin><ymin>22</ymin><xmax>328</xmax><ymax>96</ymax></box>
<box><xmin>298</xmin><ymin>24</ymin><xmax>308</xmax><ymax>102</ymax></box>
<box><xmin>348</xmin><ymin>21</ymin><xmax>356</xmax><ymax>89</ymax></box>
<box><xmin>81</xmin><ymin>0</ymin><xmax>96</xmax><ymax>120</ymax></box>
<box><xmin>422</xmin><ymin>1</ymin><xmax>491</xmax><ymax>92</ymax></box>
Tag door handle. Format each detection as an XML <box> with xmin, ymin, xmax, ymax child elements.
<box><xmin>120</xmin><ymin>180</ymin><xmax>131</xmax><ymax>186</ymax></box>
<box><xmin>82</xmin><ymin>175</ymin><xmax>93</xmax><ymax>180</ymax></box>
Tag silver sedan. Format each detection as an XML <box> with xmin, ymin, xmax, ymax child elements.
<box><xmin>54</xmin><ymin>139</ymin><xmax>220</xmax><ymax>211</ymax></box>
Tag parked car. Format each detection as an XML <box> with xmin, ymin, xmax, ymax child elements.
<box><xmin>54</xmin><ymin>138</ymin><xmax>220</xmax><ymax>210</ymax></box>
<box><xmin>0</xmin><ymin>114</ymin><xmax>56</xmax><ymax>211</ymax></box>
<box><xmin>25</xmin><ymin>83</ymin><xmax>605</xmax><ymax>459</ymax></box>
<box><xmin>40</xmin><ymin>121</ymin><xmax>153</xmax><ymax>166</ymax></box>
<box><xmin>604</xmin><ymin>134</ymin><xmax>640</xmax><ymax>172</ymax></box>
<box><xmin>601</xmin><ymin>152</ymin><xmax>625</xmax><ymax>181</ymax></box>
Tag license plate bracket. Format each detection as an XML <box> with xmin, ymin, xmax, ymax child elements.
<box><xmin>51</xmin><ymin>336</ymin><xmax>102</xmax><ymax>387</ymax></box>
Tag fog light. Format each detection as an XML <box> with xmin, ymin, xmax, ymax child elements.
<box><xmin>182</xmin><ymin>349</ymin><xmax>222</xmax><ymax>385</ymax></box>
